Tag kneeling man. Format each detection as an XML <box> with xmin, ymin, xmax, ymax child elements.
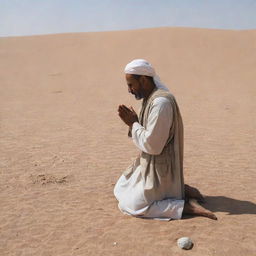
<box><xmin>114</xmin><ymin>59</ymin><xmax>217</xmax><ymax>221</ymax></box>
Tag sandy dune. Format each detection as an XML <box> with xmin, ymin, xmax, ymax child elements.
<box><xmin>0</xmin><ymin>27</ymin><xmax>255</xmax><ymax>256</ymax></box>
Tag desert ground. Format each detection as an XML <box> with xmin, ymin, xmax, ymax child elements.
<box><xmin>0</xmin><ymin>27</ymin><xmax>255</xmax><ymax>256</ymax></box>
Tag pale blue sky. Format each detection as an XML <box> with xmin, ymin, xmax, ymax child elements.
<box><xmin>1</xmin><ymin>0</ymin><xmax>256</xmax><ymax>37</ymax></box>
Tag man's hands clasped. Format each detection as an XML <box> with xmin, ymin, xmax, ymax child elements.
<box><xmin>118</xmin><ymin>105</ymin><xmax>139</xmax><ymax>128</ymax></box>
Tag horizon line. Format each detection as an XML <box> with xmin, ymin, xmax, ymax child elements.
<box><xmin>1</xmin><ymin>25</ymin><xmax>256</xmax><ymax>39</ymax></box>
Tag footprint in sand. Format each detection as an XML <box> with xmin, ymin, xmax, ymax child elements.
<box><xmin>30</xmin><ymin>174</ymin><xmax>70</xmax><ymax>185</ymax></box>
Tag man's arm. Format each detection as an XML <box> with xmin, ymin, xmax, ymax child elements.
<box><xmin>131</xmin><ymin>97</ymin><xmax>173</xmax><ymax>155</ymax></box>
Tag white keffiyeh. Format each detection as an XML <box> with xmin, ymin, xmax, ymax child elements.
<box><xmin>124</xmin><ymin>59</ymin><xmax>169</xmax><ymax>91</ymax></box>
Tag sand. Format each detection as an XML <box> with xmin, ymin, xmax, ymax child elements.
<box><xmin>0</xmin><ymin>27</ymin><xmax>255</xmax><ymax>256</ymax></box>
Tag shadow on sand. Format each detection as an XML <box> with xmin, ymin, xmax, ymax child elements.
<box><xmin>203</xmin><ymin>196</ymin><xmax>256</xmax><ymax>215</ymax></box>
<box><xmin>182</xmin><ymin>196</ymin><xmax>256</xmax><ymax>220</ymax></box>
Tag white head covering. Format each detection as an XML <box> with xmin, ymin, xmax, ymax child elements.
<box><xmin>124</xmin><ymin>59</ymin><xmax>169</xmax><ymax>91</ymax></box>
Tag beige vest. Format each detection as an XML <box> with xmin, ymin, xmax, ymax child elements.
<box><xmin>125</xmin><ymin>88</ymin><xmax>185</xmax><ymax>203</ymax></box>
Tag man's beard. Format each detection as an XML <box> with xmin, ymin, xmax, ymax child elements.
<box><xmin>133</xmin><ymin>91</ymin><xmax>144</xmax><ymax>100</ymax></box>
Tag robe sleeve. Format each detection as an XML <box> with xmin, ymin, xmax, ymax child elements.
<box><xmin>131</xmin><ymin>97</ymin><xmax>173</xmax><ymax>155</ymax></box>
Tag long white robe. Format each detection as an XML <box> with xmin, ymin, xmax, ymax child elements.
<box><xmin>114</xmin><ymin>97</ymin><xmax>184</xmax><ymax>221</ymax></box>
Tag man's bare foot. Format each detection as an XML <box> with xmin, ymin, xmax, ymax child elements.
<box><xmin>185</xmin><ymin>184</ymin><xmax>206</xmax><ymax>203</ymax></box>
<box><xmin>183</xmin><ymin>199</ymin><xmax>217</xmax><ymax>220</ymax></box>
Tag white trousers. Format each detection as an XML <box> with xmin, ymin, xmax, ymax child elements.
<box><xmin>114</xmin><ymin>166</ymin><xmax>184</xmax><ymax>221</ymax></box>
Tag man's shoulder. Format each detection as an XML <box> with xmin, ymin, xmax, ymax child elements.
<box><xmin>151</xmin><ymin>89</ymin><xmax>175</xmax><ymax>105</ymax></box>
<box><xmin>152</xmin><ymin>89</ymin><xmax>174</xmax><ymax>99</ymax></box>
<box><xmin>150</xmin><ymin>97</ymin><xmax>173</xmax><ymax>114</ymax></box>
<box><xmin>152</xmin><ymin>96</ymin><xmax>170</xmax><ymax>106</ymax></box>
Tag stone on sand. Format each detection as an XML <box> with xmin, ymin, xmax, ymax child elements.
<box><xmin>177</xmin><ymin>237</ymin><xmax>193</xmax><ymax>250</ymax></box>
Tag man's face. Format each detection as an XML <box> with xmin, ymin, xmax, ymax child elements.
<box><xmin>125</xmin><ymin>74</ymin><xmax>145</xmax><ymax>100</ymax></box>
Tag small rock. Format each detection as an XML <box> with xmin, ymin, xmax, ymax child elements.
<box><xmin>177</xmin><ymin>237</ymin><xmax>193</xmax><ymax>250</ymax></box>
<box><xmin>113</xmin><ymin>242</ymin><xmax>117</xmax><ymax>246</ymax></box>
